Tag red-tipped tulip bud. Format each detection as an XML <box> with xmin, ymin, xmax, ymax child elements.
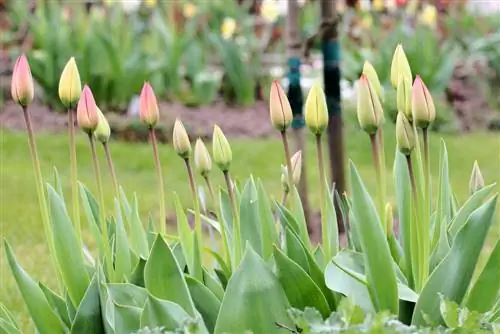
<box><xmin>212</xmin><ymin>125</ymin><xmax>232</xmax><ymax>172</ymax></box>
<box><xmin>172</xmin><ymin>119</ymin><xmax>191</xmax><ymax>158</ymax></box>
<box><xmin>396</xmin><ymin>112</ymin><xmax>415</xmax><ymax>156</ymax></box>
<box><xmin>94</xmin><ymin>107</ymin><xmax>110</xmax><ymax>143</ymax></box>
<box><xmin>397</xmin><ymin>75</ymin><xmax>412</xmax><ymax>121</ymax></box>
<box><xmin>269</xmin><ymin>81</ymin><xmax>293</xmax><ymax>131</ymax></box>
<box><xmin>59</xmin><ymin>57</ymin><xmax>82</xmax><ymax>109</ymax></box>
<box><xmin>11</xmin><ymin>54</ymin><xmax>34</xmax><ymax>107</ymax></box>
<box><xmin>76</xmin><ymin>85</ymin><xmax>99</xmax><ymax>134</ymax></box>
<box><xmin>469</xmin><ymin>161</ymin><xmax>484</xmax><ymax>195</ymax></box>
<box><xmin>194</xmin><ymin>138</ymin><xmax>212</xmax><ymax>176</ymax></box>
<box><xmin>139</xmin><ymin>82</ymin><xmax>159</xmax><ymax>127</ymax></box>
<box><xmin>390</xmin><ymin>44</ymin><xmax>412</xmax><ymax>88</ymax></box>
<box><xmin>357</xmin><ymin>74</ymin><xmax>384</xmax><ymax>134</ymax></box>
<box><xmin>412</xmin><ymin>76</ymin><xmax>436</xmax><ymax>129</ymax></box>
<box><xmin>362</xmin><ymin>61</ymin><xmax>384</xmax><ymax>102</ymax></box>
<box><xmin>305</xmin><ymin>82</ymin><xmax>329</xmax><ymax>135</ymax></box>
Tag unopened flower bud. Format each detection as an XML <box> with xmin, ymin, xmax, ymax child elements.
<box><xmin>76</xmin><ymin>85</ymin><xmax>99</xmax><ymax>134</ymax></box>
<box><xmin>362</xmin><ymin>61</ymin><xmax>384</xmax><ymax>102</ymax></box>
<box><xmin>390</xmin><ymin>44</ymin><xmax>412</xmax><ymax>88</ymax></box>
<box><xmin>357</xmin><ymin>74</ymin><xmax>384</xmax><ymax>134</ymax></box>
<box><xmin>11</xmin><ymin>54</ymin><xmax>34</xmax><ymax>107</ymax></box>
<box><xmin>412</xmin><ymin>76</ymin><xmax>436</xmax><ymax>129</ymax></box>
<box><xmin>304</xmin><ymin>82</ymin><xmax>329</xmax><ymax>135</ymax></box>
<box><xmin>281</xmin><ymin>150</ymin><xmax>302</xmax><ymax>192</ymax></box>
<box><xmin>396</xmin><ymin>112</ymin><xmax>415</xmax><ymax>156</ymax></box>
<box><xmin>194</xmin><ymin>139</ymin><xmax>212</xmax><ymax>176</ymax></box>
<box><xmin>59</xmin><ymin>57</ymin><xmax>82</xmax><ymax>108</ymax></box>
<box><xmin>385</xmin><ymin>202</ymin><xmax>394</xmax><ymax>236</ymax></box>
<box><xmin>469</xmin><ymin>161</ymin><xmax>484</xmax><ymax>195</ymax></box>
<box><xmin>397</xmin><ymin>75</ymin><xmax>412</xmax><ymax>121</ymax></box>
<box><xmin>139</xmin><ymin>82</ymin><xmax>160</xmax><ymax>127</ymax></box>
<box><xmin>94</xmin><ymin>107</ymin><xmax>110</xmax><ymax>143</ymax></box>
<box><xmin>172</xmin><ymin>119</ymin><xmax>191</xmax><ymax>158</ymax></box>
<box><xmin>269</xmin><ymin>80</ymin><xmax>293</xmax><ymax>131</ymax></box>
<box><xmin>212</xmin><ymin>125</ymin><xmax>232</xmax><ymax>171</ymax></box>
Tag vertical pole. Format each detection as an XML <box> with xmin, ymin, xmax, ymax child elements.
<box><xmin>320</xmin><ymin>0</ymin><xmax>346</xmax><ymax>233</ymax></box>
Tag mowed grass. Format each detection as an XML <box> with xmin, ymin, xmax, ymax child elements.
<box><xmin>1</xmin><ymin>118</ymin><xmax>499</xmax><ymax>330</ymax></box>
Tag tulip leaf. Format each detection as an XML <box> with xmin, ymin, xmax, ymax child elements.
<box><xmin>276</xmin><ymin>202</ymin><xmax>301</xmax><ymax>237</ymax></box>
<box><xmin>324</xmin><ymin>180</ymin><xmax>339</xmax><ymax>258</ymax></box>
<box><xmin>257</xmin><ymin>178</ymin><xmax>278</xmax><ymax>259</ymax></box>
<box><xmin>119</xmin><ymin>187</ymin><xmax>132</xmax><ymax>221</ymax></box>
<box><xmin>273</xmin><ymin>246</ymin><xmax>331</xmax><ymax>317</ymax></box>
<box><xmin>412</xmin><ymin>196</ymin><xmax>498</xmax><ymax>326</ymax></box>
<box><xmin>127</xmin><ymin>194</ymin><xmax>149</xmax><ymax>259</ymax></box>
<box><xmin>144</xmin><ymin>234</ymin><xmax>196</xmax><ymax>316</ymax></box>
<box><xmin>4</xmin><ymin>241</ymin><xmax>65</xmax><ymax>334</ymax></box>
<box><xmin>432</xmin><ymin>141</ymin><xmax>451</xmax><ymax>252</ymax></box>
<box><xmin>219</xmin><ymin>188</ymin><xmax>233</xmax><ymax>235</ymax></box>
<box><xmin>114</xmin><ymin>199</ymin><xmax>132</xmax><ymax>282</ymax></box>
<box><xmin>202</xmin><ymin>269</ymin><xmax>224</xmax><ymax>301</ymax></box>
<box><xmin>70</xmin><ymin>275</ymin><xmax>104</xmax><ymax>334</ymax></box>
<box><xmin>0</xmin><ymin>304</ymin><xmax>19</xmax><ymax>329</ymax></box>
<box><xmin>239</xmin><ymin>177</ymin><xmax>263</xmax><ymax>256</ymax></box>
<box><xmin>106</xmin><ymin>283</ymin><xmax>148</xmax><ymax>308</ymax></box>
<box><xmin>140</xmin><ymin>294</ymin><xmax>196</xmax><ymax>331</ymax></box>
<box><xmin>53</xmin><ymin>167</ymin><xmax>64</xmax><ymax>198</ymax></box>
<box><xmin>290</xmin><ymin>186</ymin><xmax>311</xmax><ymax>249</ymax></box>
<box><xmin>113</xmin><ymin>303</ymin><xmax>141</xmax><ymax>333</ymax></box>
<box><xmin>348</xmin><ymin>161</ymin><xmax>399</xmax><ymax>314</ymax></box>
<box><xmin>214</xmin><ymin>244</ymin><xmax>293</xmax><ymax>334</ymax></box>
<box><xmin>173</xmin><ymin>193</ymin><xmax>195</xmax><ymax>277</ymax></box>
<box><xmin>39</xmin><ymin>283</ymin><xmax>71</xmax><ymax>327</ymax></box>
<box><xmin>80</xmin><ymin>183</ymin><xmax>103</xmax><ymax>257</ymax></box>
<box><xmin>285</xmin><ymin>227</ymin><xmax>310</xmax><ymax>273</ymax></box>
<box><xmin>430</xmin><ymin>215</ymin><xmax>451</xmax><ymax>271</ymax></box>
<box><xmin>128</xmin><ymin>258</ymin><xmax>146</xmax><ymax>288</ymax></box>
<box><xmin>185</xmin><ymin>275</ymin><xmax>220</xmax><ymax>333</ymax></box>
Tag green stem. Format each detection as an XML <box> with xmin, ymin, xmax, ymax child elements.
<box><xmin>406</xmin><ymin>154</ymin><xmax>422</xmax><ymax>292</ymax></box>
<box><xmin>185</xmin><ymin>158</ymin><xmax>203</xmax><ymax>251</ymax></box>
<box><xmin>68</xmin><ymin>108</ymin><xmax>81</xmax><ymax>240</ymax></box>
<box><xmin>377</xmin><ymin>128</ymin><xmax>388</xmax><ymax>229</ymax></box>
<box><xmin>103</xmin><ymin>142</ymin><xmax>119</xmax><ymax>199</ymax></box>
<box><xmin>149</xmin><ymin>128</ymin><xmax>166</xmax><ymax>234</ymax></box>
<box><xmin>281</xmin><ymin>130</ymin><xmax>295</xmax><ymax>199</ymax></box>
<box><xmin>370</xmin><ymin>133</ymin><xmax>386</xmax><ymax>235</ymax></box>
<box><xmin>421</xmin><ymin>127</ymin><xmax>431</xmax><ymax>284</ymax></box>
<box><xmin>315</xmin><ymin>134</ymin><xmax>330</xmax><ymax>261</ymax></box>
<box><xmin>224</xmin><ymin>170</ymin><xmax>241</xmax><ymax>267</ymax></box>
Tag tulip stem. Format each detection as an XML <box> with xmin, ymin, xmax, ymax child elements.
<box><xmin>68</xmin><ymin>108</ymin><xmax>81</xmax><ymax>240</ymax></box>
<box><xmin>315</xmin><ymin>134</ymin><xmax>330</xmax><ymax>262</ymax></box>
<box><xmin>224</xmin><ymin>170</ymin><xmax>241</xmax><ymax>267</ymax></box>
<box><xmin>377</xmin><ymin>128</ymin><xmax>388</xmax><ymax>231</ymax></box>
<box><xmin>149</xmin><ymin>128</ymin><xmax>166</xmax><ymax>235</ymax></box>
<box><xmin>103</xmin><ymin>142</ymin><xmax>119</xmax><ymax>199</ymax></box>
<box><xmin>422</xmin><ymin>126</ymin><xmax>431</xmax><ymax>286</ymax></box>
<box><xmin>88</xmin><ymin>134</ymin><xmax>106</xmax><ymax>219</ymax></box>
<box><xmin>370</xmin><ymin>133</ymin><xmax>387</xmax><ymax>235</ymax></box>
<box><xmin>281</xmin><ymin>130</ymin><xmax>295</xmax><ymax>201</ymax></box>
<box><xmin>184</xmin><ymin>158</ymin><xmax>203</xmax><ymax>256</ymax></box>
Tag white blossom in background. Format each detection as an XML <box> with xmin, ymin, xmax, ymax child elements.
<box><xmin>467</xmin><ymin>1</ymin><xmax>500</xmax><ymax>15</ymax></box>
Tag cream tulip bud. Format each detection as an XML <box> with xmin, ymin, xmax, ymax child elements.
<box><xmin>172</xmin><ymin>119</ymin><xmax>191</xmax><ymax>158</ymax></box>
<box><xmin>58</xmin><ymin>57</ymin><xmax>82</xmax><ymax>109</ymax></box>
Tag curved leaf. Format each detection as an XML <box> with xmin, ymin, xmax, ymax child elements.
<box><xmin>71</xmin><ymin>275</ymin><xmax>104</xmax><ymax>334</ymax></box>
<box><xmin>239</xmin><ymin>177</ymin><xmax>262</xmax><ymax>256</ymax></box>
<box><xmin>113</xmin><ymin>303</ymin><xmax>141</xmax><ymax>333</ymax></box>
<box><xmin>185</xmin><ymin>275</ymin><xmax>220</xmax><ymax>333</ymax></box>
<box><xmin>257</xmin><ymin>179</ymin><xmax>278</xmax><ymax>259</ymax></box>
<box><xmin>140</xmin><ymin>294</ymin><xmax>195</xmax><ymax>330</ymax></box>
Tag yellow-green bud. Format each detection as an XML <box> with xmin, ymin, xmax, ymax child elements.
<box><xmin>469</xmin><ymin>161</ymin><xmax>484</xmax><ymax>195</ymax></box>
<box><xmin>396</xmin><ymin>112</ymin><xmax>415</xmax><ymax>156</ymax></box>
<box><xmin>58</xmin><ymin>57</ymin><xmax>82</xmax><ymax>109</ymax></box>
<box><xmin>269</xmin><ymin>80</ymin><xmax>293</xmax><ymax>131</ymax></box>
<box><xmin>362</xmin><ymin>61</ymin><xmax>384</xmax><ymax>102</ymax></box>
<box><xmin>412</xmin><ymin>76</ymin><xmax>436</xmax><ymax>129</ymax></box>
<box><xmin>94</xmin><ymin>107</ymin><xmax>110</xmax><ymax>143</ymax></box>
<box><xmin>385</xmin><ymin>202</ymin><xmax>394</xmax><ymax>236</ymax></box>
<box><xmin>304</xmin><ymin>82</ymin><xmax>329</xmax><ymax>135</ymax></box>
<box><xmin>194</xmin><ymin>138</ymin><xmax>212</xmax><ymax>176</ymax></box>
<box><xmin>212</xmin><ymin>125</ymin><xmax>232</xmax><ymax>171</ymax></box>
<box><xmin>357</xmin><ymin>74</ymin><xmax>384</xmax><ymax>134</ymax></box>
<box><xmin>281</xmin><ymin>150</ymin><xmax>302</xmax><ymax>192</ymax></box>
<box><xmin>397</xmin><ymin>75</ymin><xmax>412</xmax><ymax>121</ymax></box>
<box><xmin>172</xmin><ymin>119</ymin><xmax>191</xmax><ymax>158</ymax></box>
<box><xmin>390</xmin><ymin>44</ymin><xmax>412</xmax><ymax>88</ymax></box>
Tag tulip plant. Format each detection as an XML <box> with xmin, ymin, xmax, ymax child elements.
<box><xmin>3</xmin><ymin>46</ymin><xmax>499</xmax><ymax>334</ymax></box>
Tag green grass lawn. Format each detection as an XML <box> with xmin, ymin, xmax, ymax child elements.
<box><xmin>1</xmin><ymin>119</ymin><xmax>499</xmax><ymax>330</ymax></box>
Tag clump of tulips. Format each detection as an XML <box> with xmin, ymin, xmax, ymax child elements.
<box><xmin>3</xmin><ymin>45</ymin><xmax>499</xmax><ymax>334</ymax></box>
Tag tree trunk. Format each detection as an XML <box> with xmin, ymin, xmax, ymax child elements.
<box><xmin>320</xmin><ymin>0</ymin><xmax>346</xmax><ymax>233</ymax></box>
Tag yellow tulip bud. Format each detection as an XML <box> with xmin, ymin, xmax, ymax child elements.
<box><xmin>194</xmin><ymin>139</ymin><xmax>212</xmax><ymax>176</ymax></box>
<box><xmin>469</xmin><ymin>161</ymin><xmax>484</xmax><ymax>195</ymax></box>
<box><xmin>269</xmin><ymin>80</ymin><xmax>293</xmax><ymax>131</ymax></box>
<box><xmin>390</xmin><ymin>44</ymin><xmax>412</xmax><ymax>88</ymax></box>
<box><xmin>11</xmin><ymin>54</ymin><xmax>34</xmax><ymax>107</ymax></box>
<box><xmin>59</xmin><ymin>57</ymin><xmax>82</xmax><ymax>109</ymax></box>
<box><xmin>172</xmin><ymin>119</ymin><xmax>191</xmax><ymax>158</ymax></box>
<box><xmin>76</xmin><ymin>85</ymin><xmax>99</xmax><ymax>134</ymax></box>
<box><xmin>304</xmin><ymin>82</ymin><xmax>329</xmax><ymax>135</ymax></box>
<box><xmin>396</xmin><ymin>112</ymin><xmax>415</xmax><ymax>156</ymax></box>
<box><xmin>411</xmin><ymin>76</ymin><xmax>436</xmax><ymax>129</ymax></box>
<box><xmin>357</xmin><ymin>74</ymin><xmax>384</xmax><ymax>134</ymax></box>
<box><xmin>139</xmin><ymin>82</ymin><xmax>160</xmax><ymax>128</ymax></box>
<box><xmin>362</xmin><ymin>61</ymin><xmax>384</xmax><ymax>102</ymax></box>
<box><xmin>94</xmin><ymin>107</ymin><xmax>110</xmax><ymax>143</ymax></box>
<box><xmin>212</xmin><ymin>125</ymin><xmax>232</xmax><ymax>171</ymax></box>
<box><xmin>397</xmin><ymin>75</ymin><xmax>412</xmax><ymax>121</ymax></box>
<box><xmin>385</xmin><ymin>202</ymin><xmax>394</xmax><ymax>236</ymax></box>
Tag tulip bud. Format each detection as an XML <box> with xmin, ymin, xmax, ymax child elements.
<box><xmin>11</xmin><ymin>54</ymin><xmax>34</xmax><ymax>107</ymax></box>
<box><xmin>304</xmin><ymin>82</ymin><xmax>329</xmax><ymax>135</ymax></box>
<box><xmin>390</xmin><ymin>44</ymin><xmax>412</xmax><ymax>88</ymax></box>
<box><xmin>172</xmin><ymin>119</ymin><xmax>191</xmax><ymax>158</ymax></box>
<box><xmin>396</xmin><ymin>112</ymin><xmax>415</xmax><ymax>156</ymax></box>
<box><xmin>385</xmin><ymin>202</ymin><xmax>394</xmax><ymax>236</ymax></box>
<box><xmin>59</xmin><ymin>57</ymin><xmax>82</xmax><ymax>108</ymax></box>
<box><xmin>469</xmin><ymin>161</ymin><xmax>484</xmax><ymax>195</ymax></box>
<box><xmin>76</xmin><ymin>85</ymin><xmax>99</xmax><ymax>134</ymax></box>
<box><xmin>194</xmin><ymin>138</ymin><xmax>212</xmax><ymax>176</ymax></box>
<box><xmin>397</xmin><ymin>75</ymin><xmax>412</xmax><ymax>121</ymax></box>
<box><xmin>357</xmin><ymin>74</ymin><xmax>384</xmax><ymax>134</ymax></box>
<box><xmin>281</xmin><ymin>150</ymin><xmax>302</xmax><ymax>192</ymax></box>
<box><xmin>212</xmin><ymin>125</ymin><xmax>232</xmax><ymax>171</ymax></box>
<box><xmin>269</xmin><ymin>80</ymin><xmax>293</xmax><ymax>131</ymax></box>
<box><xmin>94</xmin><ymin>108</ymin><xmax>110</xmax><ymax>143</ymax></box>
<box><xmin>411</xmin><ymin>76</ymin><xmax>436</xmax><ymax>129</ymax></box>
<box><xmin>362</xmin><ymin>61</ymin><xmax>384</xmax><ymax>102</ymax></box>
<box><xmin>139</xmin><ymin>82</ymin><xmax>160</xmax><ymax>127</ymax></box>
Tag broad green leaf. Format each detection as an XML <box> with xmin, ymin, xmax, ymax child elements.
<box><xmin>71</xmin><ymin>275</ymin><xmax>104</xmax><ymax>334</ymax></box>
<box><xmin>348</xmin><ymin>162</ymin><xmax>399</xmax><ymax>314</ymax></box>
<box><xmin>119</xmin><ymin>187</ymin><xmax>132</xmax><ymax>221</ymax></box>
<box><xmin>202</xmin><ymin>269</ymin><xmax>224</xmax><ymax>301</ymax></box>
<box><xmin>128</xmin><ymin>258</ymin><xmax>146</xmax><ymax>287</ymax></box>
<box><xmin>113</xmin><ymin>303</ymin><xmax>141</xmax><ymax>333</ymax></box>
<box><xmin>48</xmin><ymin>185</ymin><xmax>90</xmax><ymax>306</ymax></box>
<box><xmin>257</xmin><ymin>179</ymin><xmax>278</xmax><ymax>259</ymax></box>
<box><xmin>39</xmin><ymin>283</ymin><xmax>71</xmax><ymax>327</ymax></box>
<box><xmin>324</xmin><ymin>180</ymin><xmax>339</xmax><ymax>257</ymax></box>
<box><xmin>213</xmin><ymin>268</ymin><xmax>228</xmax><ymax>290</ymax></box>
<box><xmin>276</xmin><ymin>202</ymin><xmax>301</xmax><ymax>236</ymax></box>
<box><xmin>219</xmin><ymin>188</ymin><xmax>233</xmax><ymax>234</ymax></box>
<box><xmin>185</xmin><ymin>275</ymin><xmax>221</xmax><ymax>333</ymax></box>
<box><xmin>239</xmin><ymin>177</ymin><xmax>263</xmax><ymax>256</ymax></box>
<box><xmin>192</xmin><ymin>230</ymin><xmax>203</xmax><ymax>280</ymax></box>
<box><xmin>79</xmin><ymin>183</ymin><xmax>103</xmax><ymax>257</ymax></box>
<box><xmin>412</xmin><ymin>196</ymin><xmax>498</xmax><ymax>326</ymax></box>
<box><xmin>114</xmin><ymin>199</ymin><xmax>132</xmax><ymax>282</ymax></box>
<box><xmin>107</xmin><ymin>283</ymin><xmax>148</xmax><ymax>308</ymax></box>
<box><xmin>430</xmin><ymin>215</ymin><xmax>451</xmax><ymax>271</ymax></box>
<box><xmin>214</xmin><ymin>244</ymin><xmax>293</xmax><ymax>334</ymax></box>
<box><xmin>439</xmin><ymin>297</ymin><xmax>460</xmax><ymax>329</ymax></box>
<box><xmin>285</xmin><ymin>227</ymin><xmax>310</xmax><ymax>274</ymax></box>
<box><xmin>173</xmin><ymin>193</ymin><xmax>195</xmax><ymax>277</ymax></box>
<box><xmin>140</xmin><ymin>294</ymin><xmax>195</xmax><ymax>331</ymax></box>
<box><xmin>273</xmin><ymin>246</ymin><xmax>331</xmax><ymax>317</ymax></box>
<box><xmin>206</xmin><ymin>249</ymin><xmax>231</xmax><ymax>280</ymax></box>
<box><xmin>466</xmin><ymin>240</ymin><xmax>500</xmax><ymax>313</ymax></box>
<box><xmin>4</xmin><ymin>241</ymin><xmax>65</xmax><ymax>333</ymax></box>
<box><xmin>172</xmin><ymin>242</ymin><xmax>187</xmax><ymax>273</ymax></box>
<box><xmin>127</xmin><ymin>194</ymin><xmax>149</xmax><ymax>259</ymax></box>
<box><xmin>290</xmin><ymin>186</ymin><xmax>311</xmax><ymax>249</ymax></box>
<box><xmin>144</xmin><ymin>234</ymin><xmax>196</xmax><ymax>316</ymax></box>
<box><xmin>432</xmin><ymin>141</ymin><xmax>451</xmax><ymax>251</ymax></box>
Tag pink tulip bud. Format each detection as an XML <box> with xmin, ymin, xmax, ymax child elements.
<box><xmin>269</xmin><ymin>80</ymin><xmax>292</xmax><ymax>131</ymax></box>
<box><xmin>412</xmin><ymin>76</ymin><xmax>436</xmax><ymax>129</ymax></box>
<box><xmin>139</xmin><ymin>82</ymin><xmax>159</xmax><ymax>127</ymax></box>
<box><xmin>11</xmin><ymin>54</ymin><xmax>35</xmax><ymax>107</ymax></box>
<box><xmin>76</xmin><ymin>85</ymin><xmax>99</xmax><ymax>134</ymax></box>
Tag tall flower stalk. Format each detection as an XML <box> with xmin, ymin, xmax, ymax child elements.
<box><xmin>94</xmin><ymin>109</ymin><xmax>118</xmax><ymax>198</ymax></box>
